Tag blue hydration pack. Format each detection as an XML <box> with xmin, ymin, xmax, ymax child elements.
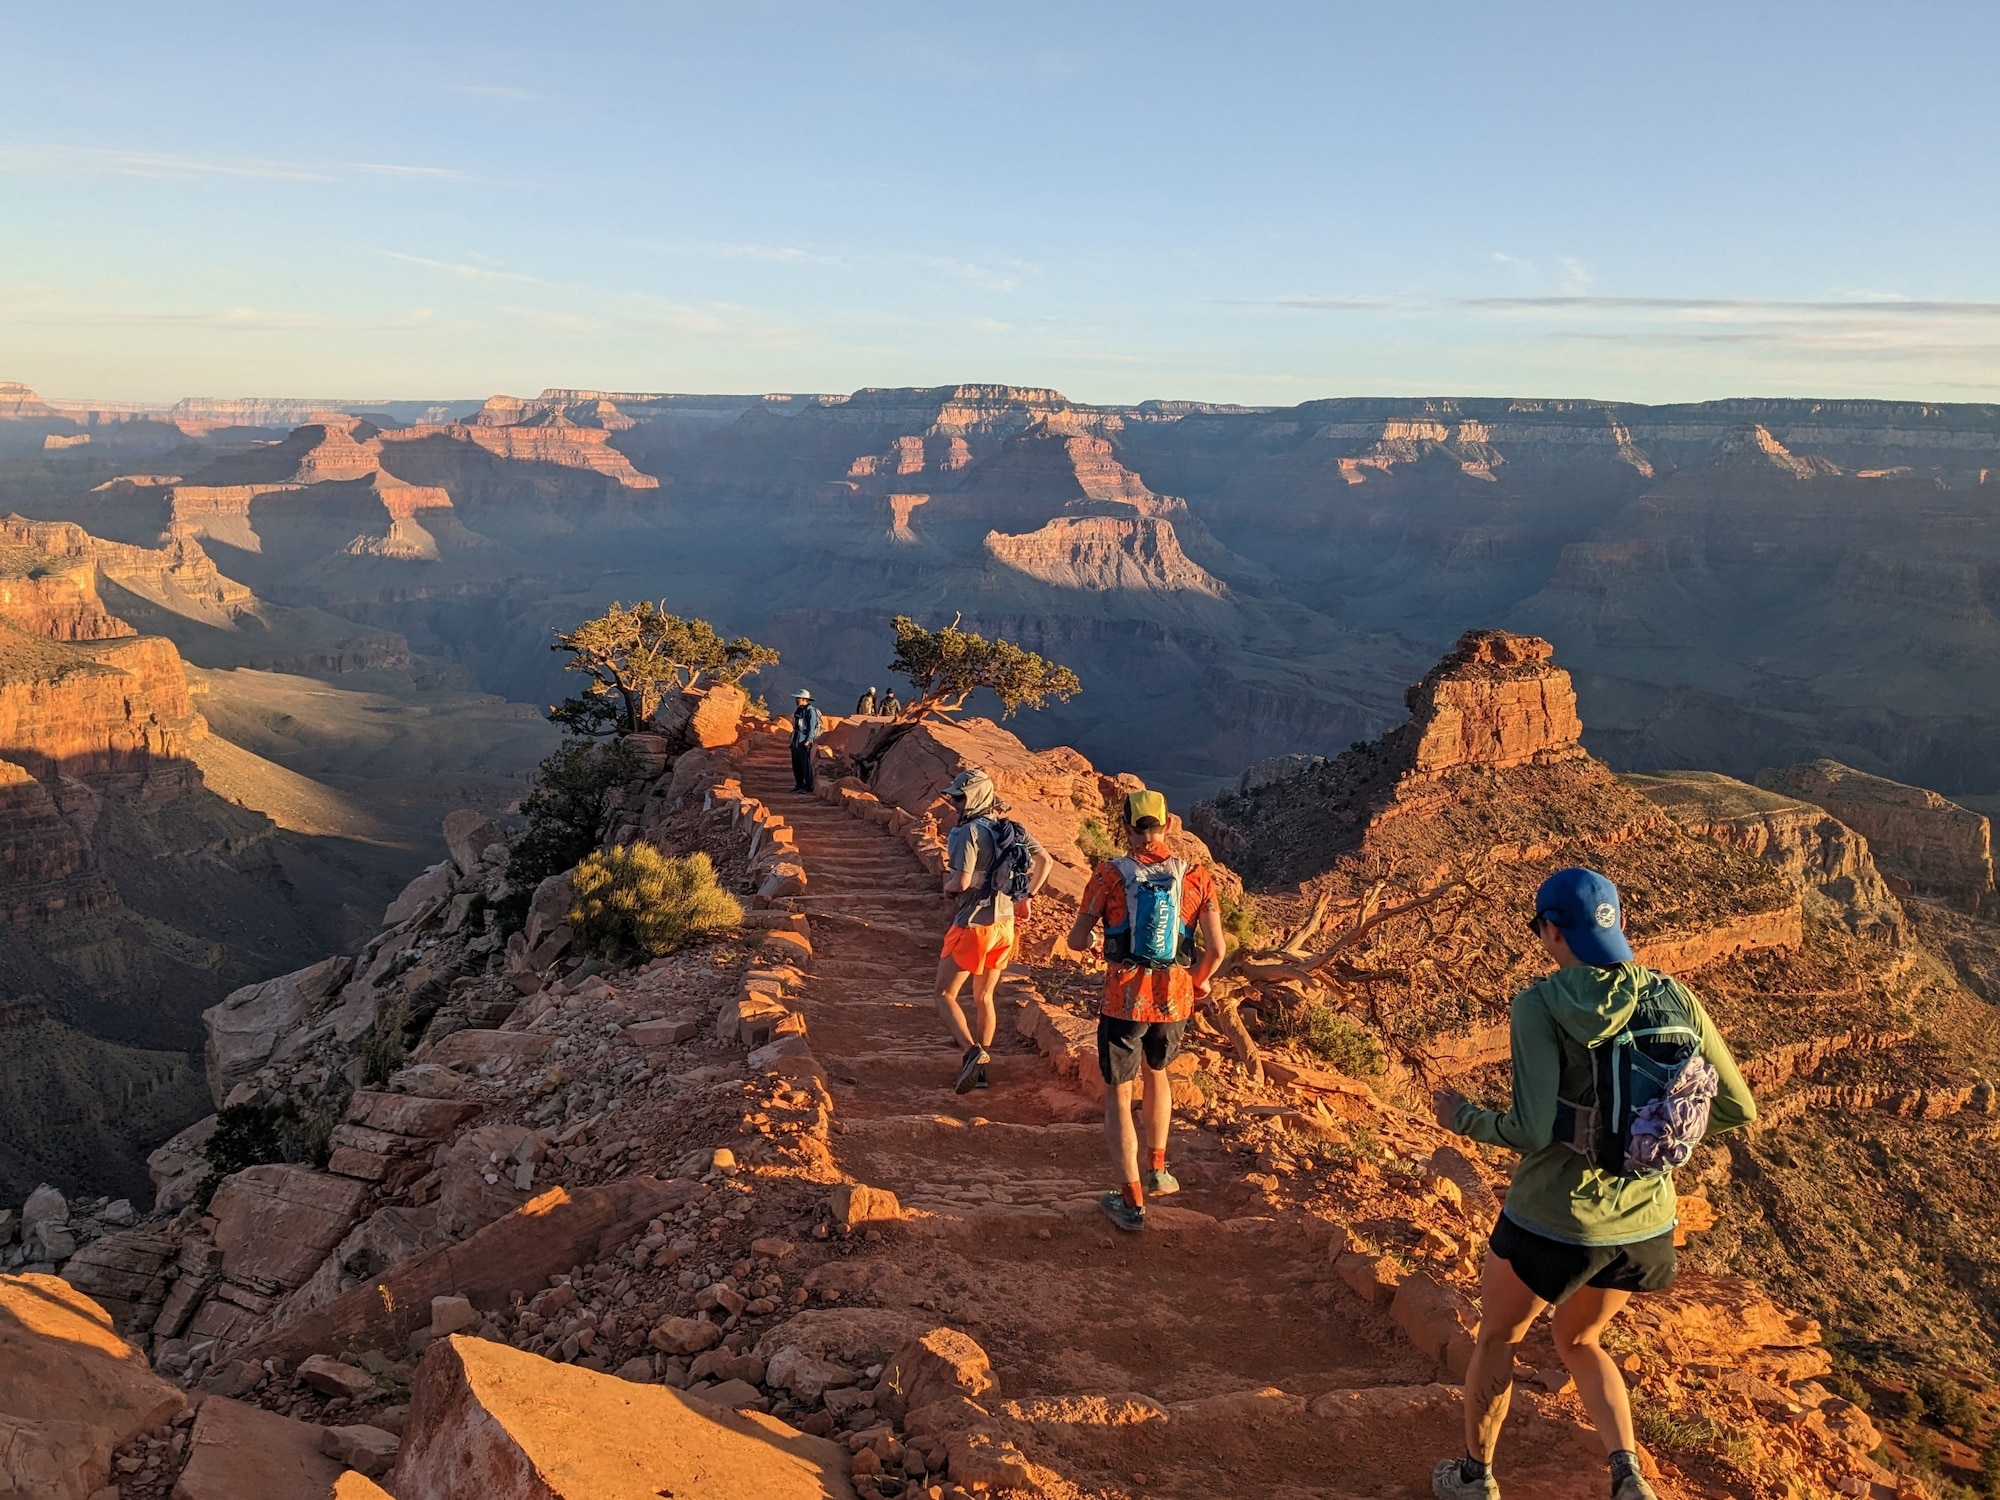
<box><xmin>1555</xmin><ymin>971</ymin><xmax>1719</xmax><ymax>1178</ymax></box>
<box><xmin>1104</xmin><ymin>856</ymin><xmax>1194</xmax><ymax>968</ymax></box>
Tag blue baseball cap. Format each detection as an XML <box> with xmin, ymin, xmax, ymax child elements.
<box><xmin>1533</xmin><ymin>867</ymin><xmax>1634</xmax><ymax>967</ymax></box>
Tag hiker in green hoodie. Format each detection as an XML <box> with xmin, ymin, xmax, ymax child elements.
<box><xmin>1429</xmin><ymin>868</ymin><xmax>1756</xmax><ymax>1500</ymax></box>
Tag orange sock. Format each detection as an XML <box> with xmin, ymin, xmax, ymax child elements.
<box><xmin>1122</xmin><ymin>1181</ymin><xmax>1144</xmax><ymax>1209</ymax></box>
<box><xmin>1147</xmin><ymin>1149</ymin><xmax>1167</xmax><ymax>1173</ymax></box>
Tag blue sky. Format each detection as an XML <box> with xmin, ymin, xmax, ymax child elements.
<box><xmin>4</xmin><ymin>1</ymin><xmax>1997</xmax><ymax>405</ymax></box>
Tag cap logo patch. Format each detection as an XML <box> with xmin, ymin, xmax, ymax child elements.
<box><xmin>1594</xmin><ymin>902</ymin><xmax>1617</xmax><ymax>928</ymax></box>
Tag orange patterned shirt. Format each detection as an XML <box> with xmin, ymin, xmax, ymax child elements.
<box><xmin>1080</xmin><ymin>851</ymin><xmax>1216</xmax><ymax>1024</ymax></box>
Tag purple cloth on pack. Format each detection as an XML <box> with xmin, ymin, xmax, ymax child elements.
<box><xmin>1624</xmin><ymin>1055</ymin><xmax>1720</xmax><ymax>1175</ymax></box>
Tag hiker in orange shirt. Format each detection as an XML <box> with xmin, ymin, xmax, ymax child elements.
<box><xmin>1066</xmin><ymin>788</ymin><xmax>1228</xmax><ymax>1232</ymax></box>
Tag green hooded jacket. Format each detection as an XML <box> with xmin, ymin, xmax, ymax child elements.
<box><xmin>1449</xmin><ymin>962</ymin><xmax>1757</xmax><ymax>1247</ymax></box>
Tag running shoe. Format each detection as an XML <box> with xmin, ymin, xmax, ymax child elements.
<box><xmin>974</xmin><ymin>1066</ymin><xmax>990</xmax><ymax>1089</ymax></box>
<box><xmin>1611</xmin><ymin>1475</ymin><xmax>1658</xmax><ymax>1500</ymax></box>
<box><xmin>955</xmin><ymin>1045</ymin><xmax>989</xmax><ymax>1094</ymax></box>
<box><xmin>1145</xmin><ymin>1166</ymin><xmax>1180</xmax><ymax>1196</ymax></box>
<box><xmin>1098</xmin><ymin>1192</ymin><xmax>1146</xmax><ymax>1233</ymax></box>
<box><xmin>1432</xmin><ymin>1458</ymin><xmax>1500</xmax><ymax>1499</ymax></box>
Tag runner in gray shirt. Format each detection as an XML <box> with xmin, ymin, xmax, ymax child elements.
<box><xmin>935</xmin><ymin>767</ymin><xmax>1052</xmax><ymax>1093</ymax></box>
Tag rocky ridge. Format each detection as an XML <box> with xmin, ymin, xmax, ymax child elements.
<box><xmin>0</xmin><ymin>670</ymin><xmax>1905</xmax><ymax>1499</ymax></box>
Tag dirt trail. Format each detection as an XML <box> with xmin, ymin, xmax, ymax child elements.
<box><xmin>736</xmin><ymin>735</ymin><xmax>1613</xmax><ymax>1500</ymax></box>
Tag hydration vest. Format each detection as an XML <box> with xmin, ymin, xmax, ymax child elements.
<box><xmin>1103</xmin><ymin>856</ymin><xmax>1195</xmax><ymax>969</ymax></box>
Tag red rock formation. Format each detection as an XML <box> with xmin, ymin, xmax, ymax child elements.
<box><xmin>0</xmin><ymin>523</ymin><xmax>136</xmax><ymax>642</ymax></box>
<box><xmin>1627</xmin><ymin>769</ymin><xmax>1906</xmax><ymax>940</ymax></box>
<box><xmin>1758</xmin><ymin>758</ymin><xmax>1995</xmax><ymax>913</ymax></box>
<box><xmin>377</xmin><ymin>406</ymin><xmax>659</xmax><ymax>490</ymax></box>
<box><xmin>983</xmin><ymin>515</ymin><xmax>1225</xmax><ymax>595</ymax></box>
<box><xmin>0</xmin><ymin>630</ymin><xmax>199</xmax><ymax>778</ymax></box>
<box><xmin>1397</xmin><ymin>629</ymin><xmax>1585</xmax><ymax>777</ymax></box>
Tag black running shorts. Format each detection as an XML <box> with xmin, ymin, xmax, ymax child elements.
<box><xmin>1490</xmin><ymin>1212</ymin><xmax>1678</xmax><ymax>1306</ymax></box>
<box><xmin>1097</xmin><ymin>1016</ymin><xmax>1185</xmax><ymax>1085</ymax></box>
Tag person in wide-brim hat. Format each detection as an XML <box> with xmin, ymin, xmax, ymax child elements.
<box><xmin>788</xmin><ymin>689</ymin><xmax>821</xmax><ymax>792</ymax></box>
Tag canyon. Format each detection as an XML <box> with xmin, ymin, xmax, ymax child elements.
<box><xmin>5</xmin><ymin>378</ymin><xmax>2000</xmax><ymax>1496</ymax></box>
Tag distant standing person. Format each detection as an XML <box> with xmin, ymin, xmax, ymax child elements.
<box><xmin>1065</xmin><ymin>789</ymin><xmax>1226</xmax><ymax>1233</ymax></box>
<box><xmin>1429</xmin><ymin>868</ymin><xmax>1756</xmax><ymax>1500</ymax></box>
<box><xmin>936</xmin><ymin>768</ymin><xmax>1052</xmax><ymax>1093</ymax></box>
<box><xmin>855</xmin><ymin>686</ymin><xmax>878</xmax><ymax>716</ymax></box>
<box><xmin>879</xmin><ymin>687</ymin><xmax>902</xmax><ymax>717</ymax></box>
<box><xmin>789</xmin><ymin>689</ymin><xmax>822</xmax><ymax>793</ymax></box>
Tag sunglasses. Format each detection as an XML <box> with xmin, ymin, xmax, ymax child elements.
<box><xmin>1526</xmin><ymin>911</ymin><xmax>1549</xmax><ymax>933</ymax></box>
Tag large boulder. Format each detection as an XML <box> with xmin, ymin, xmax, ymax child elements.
<box><xmin>241</xmin><ymin>1179</ymin><xmax>697</xmax><ymax>1369</ymax></box>
<box><xmin>686</xmin><ymin>685</ymin><xmax>748</xmax><ymax>750</ymax></box>
<box><xmin>443</xmin><ymin>810</ymin><xmax>506</xmax><ymax>876</ymax></box>
<box><xmin>384</xmin><ymin>862</ymin><xmax>456</xmax><ymax>927</ymax></box>
<box><xmin>59</xmin><ymin>1229</ymin><xmax>177</xmax><ymax>1335</ymax></box>
<box><xmin>390</xmin><ymin>1335</ymin><xmax>856</xmax><ymax>1500</ymax></box>
<box><xmin>209</xmin><ymin>1165</ymin><xmax>373</xmax><ymax>1295</ymax></box>
<box><xmin>437</xmin><ymin>1125</ymin><xmax>542</xmax><ymax>1237</ymax></box>
<box><xmin>524</xmin><ymin>870</ymin><xmax>574</xmax><ymax>950</ymax></box>
<box><xmin>1398</xmin><ymin>630</ymin><xmax>1586</xmax><ymax>776</ymax></box>
<box><xmin>0</xmin><ymin>1272</ymin><xmax>186</xmax><ymax>1500</ymax></box>
<box><xmin>147</xmin><ymin>1113</ymin><xmax>219</xmax><ymax>1212</ymax></box>
<box><xmin>201</xmin><ymin>957</ymin><xmax>353</xmax><ymax>1106</ymax></box>
<box><xmin>269</xmin><ymin>1206</ymin><xmax>450</xmax><ymax>1330</ymax></box>
<box><xmin>170</xmin><ymin>1393</ymin><xmax>346</xmax><ymax>1499</ymax></box>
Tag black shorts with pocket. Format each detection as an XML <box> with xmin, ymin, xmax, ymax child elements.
<box><xmin>1097</xmin><ymin>1016</ymin><xmax>1185</xmax><ymax>1085</ymax></box>
<box><xmin>1490</xmin><ymin>1212</ymin><xmax>1678</xmax><ymax>1306</ymax></box>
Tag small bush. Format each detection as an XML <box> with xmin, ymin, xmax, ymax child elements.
<box><xmin>1920</xmin><ymin>1374</ymin><xmax>1982</xmax><ymax>1433</ymax></box>
<box><xmin>504</xmin><ymin>737</ymin><xmax>642</xmax><ymax>907</ymax></box>
<box><xmin>1076</xmin><ymin>816</ymin><xmax>1116</xmax><ymax>863</ymax></box>
<box><xmin>359</xmin><ymin>994</ymin><xmax>412</xmax><ymax>1086</ymax></box>
<box><xmin>1219</xmin><ymin>886</ymin><xmax>1259</xmax><ymax>953</ymax></box>
<box><xmin>569</xmin><ymin>844</ymin><xmax>741</xmax><ymax>962</ymax></box>
<box><xmin>1287</xmin><ymin>1002</ymin><xmax>1385</xmax><ymax>1076</ymax></box>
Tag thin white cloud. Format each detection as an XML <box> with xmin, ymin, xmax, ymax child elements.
<box><xmin>0</xmin><ymin>144</ymin><xmax>470</xmax><ymax>184</ymax></box>
<box><xmin>0</xmin><ymin>145</ymin><xmax>328</xmax><ymax>182</ymax></box>
<box><xmin>1462</xmin><ymin>295</ymin><xmax>2000</xmax><ymax>318</ymax></box>
<box><xmin>385</xmin><ymin>252</ymin><xmax>546</xmax><ymax>285</ymax></box>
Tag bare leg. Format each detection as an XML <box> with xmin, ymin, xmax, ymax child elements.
<box><xmin>1463</xmin><ymin>1250</ymin><xmax>1546</xmax><ymax>1466</ymax></box>
<box><xmin>1140</xmin><ymin>1063</ymin><xmax>1173</xmax><ymax>1159</ymax></box>
<box><xmin>968</xmin><ymin>961</ymin><xmax>1005</xmax><ymax>1048</ymax></box>
<box><xmin>1104</xmin><ymin>1079</ymin><xmax>1140</xmax><ymax>1184</ymax></box>
<box><xmin>1550</xmin><ymin>1286</ymin><xmax>1638</xmax><ymax>1457</ymax></box>
<box><xmin>934</xmin><ymin>956</ymin><xmax>977</xmax><ymax>1051</ymax></box>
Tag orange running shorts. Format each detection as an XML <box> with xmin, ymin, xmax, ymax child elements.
<box><xmin>940</xmin><ymin>919</ymin><xmax>1016</xmax><ymax>975</ymax></box>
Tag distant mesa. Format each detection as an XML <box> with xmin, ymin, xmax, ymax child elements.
<box><xmin>984</xmin><ymin>514</ymin><xmax>1225</xmax><ymax>596</ymax></box>
<box><xmin>42</xmin><ymin>432</ymin><xmax>90</xmax><ymax>450</ymax></box>
<box><xmin>1714</xmin><ymin>422</ymin><xmax>1841</xmax><ymax>478</ymax></box>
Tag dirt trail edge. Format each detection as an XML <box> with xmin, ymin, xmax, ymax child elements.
<box><xmin>735</xmin><ymin>727</ymin><xmax>1612</xmax><ymax>1500</ymax></box>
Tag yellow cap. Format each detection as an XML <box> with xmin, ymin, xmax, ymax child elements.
<box><xmin>1124</xmin><ymin>789</ymin><xmax>1169</xmax><ymax>828</ymax></box>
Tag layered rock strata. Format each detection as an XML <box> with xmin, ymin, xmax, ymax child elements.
<box><xmin>1758</xmin><ymin>758</ymin><xmax>1995</xmax><ymax>914</ymax></box>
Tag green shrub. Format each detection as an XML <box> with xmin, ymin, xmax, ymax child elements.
<box><xmin>569</xmin><ymin>844</ymin><xmax>741</xmax><ymax>962</ymax></box>
<box><xmin>1219</xmin><ymin>886</ymin><xmax>1259</xmax><ymax>953</ymax></box>
<box><xmin>504</xmin><ymin>737</ymin><xmax>642</xmax><ymax>909</ymax></box>
<box><xmin>359</xmin><ymin>994</ymin><xmax>412</xmax><ymax>1087</ymax></box>
<box><xmin>1076</xmin><ymin>816</ymin><xmax>1116</xmax><ymax>863</ymax></box>
<box><xmin>1920</xmin><ymin>1374</ymin><xmax>1982</xmax><ymax>1433</ymax></box>
<box><xmin>197</xmin><ymin>1090</ymin><xmax>348</xmax><ymax>1203</ymax></box>
<box><xmin>1287</xmin><ymin>1002</ymin><xmax>1384</xmax><ymax>1076</ymax></box>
